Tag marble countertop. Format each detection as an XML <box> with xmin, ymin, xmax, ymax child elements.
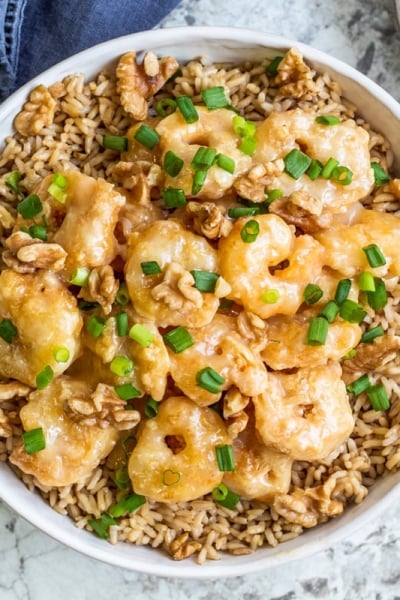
<box><xmin>2</xmin><ymin>1</ymin><xmax>400</xmax><ymax>598</ymax></box>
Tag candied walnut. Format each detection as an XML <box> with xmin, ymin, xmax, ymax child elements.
<box><xmin>0</xmin><ymin>409</ymin><xmax>12</xmax><ymax>438</ymax></box>
<box><xmin>112</xmin><ymin>161</ymin><xmax>153</xmax><ymax>197</ymax></box>
<box><xmin>3</xmin><ymin>231</ymin><xmax>67</xmax><ymax>272</ymax></box>
<box><xmin>269</xmin><ymin>193</ymin><xmax>333</xmax><ymax>234</ymax></box>
<box><xmin>168</xmin><ymin>533</ymin><xmax>202</xmax><ymax>561</ymax></box>
<box><xmin>0</xmin><ymin>205</ymin><xmax>15</xmax><ymax>231</ymax></box>
<box><xmin>79</xmin><ymin>265</ymin><xmax>118</xmax><ymax>315</ymax></box>
<box><xmin>14</xmin><ymin>85</ymin><xmax>57</xmax><ymax>136</ymax></box>
<box><xmin>226</xmin><ymin>409</ymin><xmax>249</xmax><ymax>439</ymax></box>
<box><xmin>0</xmin><ymin>381</ymin><xmax>31</xmax><ymax>401</ymax></box>
<box><xmin>237</xmin><ymin>310</ymin><xmax>268</xmax><ymax>352</ymax></box>
<box><xmin>186</xmin><ymin>201</ymin><xmax>232</xmax><ymax>239</ymax></box>
<box><xmin>116</xmin><ymin>51</ymin><xmax>179</xmax><ymax>121</ymax></box>
<box><xmin>233</xmin><ymin>161</ymin><xmax>284</xmax><ymax>203</ymax></box>
<box><xmin>272</xmin><ymin>483</ymin><xmax>344</xmax><ymax>528</ymax></box>
<box><xmin>151</xmin><ymin>262</ymin><xmax>203</xmax><ymax>310</ymax></box>
<box><xmin>275</xmin><ymin>48</ymin><xmax>314</xmax><ymax>99</ymax></box>
<box><xmin>223</xmin><ymin>388</ymin><xmax>250</xmax><ymax>420</ymax></box>
<box><xmin>343</xmin><ymin>334</ymin><xmax>400</xmax><ymax>374</ymax></box>
<box><xmin>66</xmin><ymin>383</ymin><xmax>140</xmax><ymax>431</ymax></box>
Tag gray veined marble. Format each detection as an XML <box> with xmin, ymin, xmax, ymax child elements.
<box><xmin>2</xmin><ymin>1</ymin><xmax>400</xmax><ymax>599</ymax></box>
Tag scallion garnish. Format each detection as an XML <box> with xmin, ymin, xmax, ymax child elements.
<box><xmin>69</xmin><ymin>266</ymin><xmax>90</xmax><ymax>287</ymax></box>
<box><xmin>215</xmin><ymin>444</ymin><xmax>235</xmax><ymax>471</ymax></box>
<box><xmin>358</xmin><ymin>272</ymin><xmax>376</xmax><ymax>292</ymax></box>
<box><xmin>109</xmin><ymin>493</ymin><xmax>146</xmax><ymax>517</ymax></box>
<box><xmin>0</xmin><ymin>318</ymin><xmax>18</xmax><ymax>344</ymax></box>
<box><xmin>283</xmin><ymin>148</ymin><xmax>312</xmax><ymax>179</ymax></box>
<box><xmin>362</xmin><ymin>244</ymin><xmax>387</xmax><ymax>268</ymax></box>
<box><xmin>306</xmin><ymin>316</ymin><xmax>329</xmax><ymax>345</ymax></box>
<box><xmin>339</xmin><ymin>299</ymin><xmax>367</xmax><ymax>324</ymax></box>
<box><xmin>334</xmin><ymin>278</ymin><xmax>352</xmax><ymax>305</ymax></box>
<box><xmin>28</xmin><ymin>224</ymin><xmax>47</xmax><ymax>241</ymax></box>
<box><xmin>360</xmin><ymin>325</ymin><xmax>385</xmax><ymax>344</ymax></box>
<box><xmin>102</xmin><ymin>135</ymin><xmax>128</xmax><ymax>152</ymax></box>
<box><xmin>191</xmin><ymin>147</ymin><xmax>217</xmax><ymax>169</ymax></box>
<box><xmin>232</xmin><ymin>115</ymin><xmax>256</xmax><ymax>138</ymax></box>
<box><xmin>315</xmin><ymin>115</ymin><xmax>341</xmax><ymax>126</ymax></box>
<box><xmin>155</xmin><ymin>97</ymin><xmax>177</xmax><ymax>117</ymax></box>
<box><xmin>144</xmin><ymin>397</ymin><xmax>159</xmax><ymax>418</ymax></box>
<box><xmin>367</xmin><ymin>384</ymin><xmax>390</xmax><ymax>411</ymax></box>
<box><xmin>212</xmin><ymin>483</ymin><xmax>240</xmax><ymax>509</ymax></box>
<box><xmin>22</xmin><ymin>427</ymin><xmax>46</xmax><ymax>454</ymax></box>
<box><xmin>346</xmin><ymin>373</ymin><xmax>371</xmax><ymax>395</ymax></box>
<box><xmin>140</xmin><ymin>261</ymin><xmax>162</xmax><ymax>275</ymax></box>
<box><xmin>115</xmin><ymin>282</ymin><xmax>130</xmax><ymax>306</ymax></box>
<box><xmin>190</xmin><ymin>270</ymin><xmax>219</xmax><ymax>293</ymax></box>
<box><xmin>331</xmin><ymin>165</ymin><xmax>353</xmax><ymax>186</ymax></box>
<box><xmin>116</xmin><ymin>311</ymin><xmax>129</xmax><ymax>337</ymax></box>
<box><xmin>367</xmin><ymin>277</ymin><xmax>387</xmax><ymax>311</ymax></box>
<box><xmin>36</xmin><ymin>365</ymin><xmax>54</xmax><ymax>389</ymax></box>
<box><xmin>261</xmin><ymin>289</ymin><xmax>280</xmax><ymax>304</ymax></box>
<box><xmin>240</xmin><ymin>219</ymin><xmax>260</xmax><ymax>243</ymax></box>
<box><xmin>162</xmin><ymin>469</ymin><xmax>181</xmax><ymax>486</ymax></box>
<box><xmin>53</xmin><ymin>346</ymin><xmax>70</xmax><ymax>363</ymax></box>
<box><xmin>87</xmin><ymin>314</ymin><xmax>106</xmax><ymax>338</ymax></box>
<box><xmin>162</xmin><ymin>187</ymin><xmax>187</xmax><ymax>207</ymax></box>
<box><xmin>163</xmin><ymin>326</ymin><xmax>194</xmax><ymax>353</ymax></box>
<box><xmin>371</xmin><ymin>162</ymin><xmax>390</xmax><ymax>186</ymax></box>
<box><xmin>78</xmin><ymin>300</ymin><xmax>100</xmax><ymax>311</ymax></box>
<box><xmin>134</xmin><ymin>124</ymin><xmax>160</xmax><ymax>149</ymax></box>
<box><xmin>48</xmin><ymin>173</ymin><xmax>68</xmax><ymax>203</ymax></box>
<box><xmin>201</xmin><ymin>86</ymin><xmax>229</xmax><ymax>108</ymax></box>
<box><xmin>228</xmin><ymin>206</ymin><xmax>259</xmax><ymax>218</ymax></box>
<box><xmin>176</xmin><ymin>95</ymin><xmax>199</xmax><ymax>123</ymax></box>
<box><xmin>163</xmin><ymin>150</ymin><xmax>184</xmax><ymax>177</ymax></box>
<box><xmin>110</xmin><ymin>355</ymin><xmax>134</xmax><ymax>377</ymax></box>
<box><xmin>239</xmin><ymin>136</ymin><xmax>257</xmax><ymax>156</ymax></box>
<box><xmin>129</xmin><ymin>323</ymin><xmax>154</xmax><ymax>347</ymax></box>
<box><xmin>318</xmin><ymin>300</ymin><xmax>340</xmax><ymax>323</ymax></box>
<box><xmin>266</xmin><ymin>55</ymin><xmax>283</xmax><ymax>75</ymax></box>
<box><xmin>306</xmin><ymin>159</ymin><xmax>323</xmax><ymax>181</ymax></box>
<box><xmin>216</xmin><ymin>153</ymin><xmax>235</xmax><ymax>174</ymax></box>
<box><xmin>196</xmin><ymin>366</ymin><xmax>225</xmax><ymax>394</ymax></box>
<box><xmin>114</xmin><ymin>383</ymin><xmax>141</xmax><ymax>401</ymax></box>
<box><xmin>192</xmin><ymin>168</ymin><xmax>208</xmax><ymax>195</ymax></box>
<box><xmin>113</xmin><ymin>466</ymin><xmax>130</xmax><ymax>490</ymax></box>
<box><xmin>17</xmin><ymin>194</ymin><xmax>43</xmax><ymax>219</ymax></box>
<box><xmin>321</xmin><ymin>157</ymin><xmax>339</xmax><ymax>179</ymax></box>
<box><xmin>6</xmin><ymin>171</ymin><xmax>22</xmax><ymax>195</ymax></box>
<box><xmin>266</xmin><ymin>188</ymin><xmax>283</xmax><ymax>203</ymax></box>
<box><xmin>88</xmin><ymin>514</ymin><xmax>117</xmax><ymax>539</ymax></box>
<box><xmin>303</xmin><ymin>283</ymin><xmax>323</xmax><ymax>305</ymax></box>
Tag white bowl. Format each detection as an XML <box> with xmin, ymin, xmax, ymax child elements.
<box><xmin>1</xmin><ymin>26</ymin><xmax>400</xmax><ymax>579</ymax></box>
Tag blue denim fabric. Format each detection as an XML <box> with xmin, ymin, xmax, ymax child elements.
<box><xmin>0</xmin><ymin>0</ymin><xmax>181</xmax><ymax>101</ymax></box>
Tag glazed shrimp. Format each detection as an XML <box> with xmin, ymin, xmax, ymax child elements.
<box><xmin>125</xmin><ymin>220</ymin><xmax>224</xmax><ymax>327</ymax></box>
<box><xmin>0</xmin><ymin>269</ymin><xmax>82</xmax><ymax>387</ymax></box>
<box><xmin>253</xmin><ymin>108</ymin><xmax>374</xmax><ymax>212</ymax></box>
<box><xmin>218</xmin><ymin>214</ymin><xmax>324</xmax><ymax>319</ymax></box>
<box><xmin>314</xmin><ymin>207</ymin><xmax>400</xmax><ymax>278</ymax></box>
<box><xmin>168</xmin><ymin>313</ymin><xmax>268</xmax><ymax>407</ymax></box>
<box><xmin>156</xmin><ymin>107</ymin><xmax>252</xmax><ymax>199</ymax></box>
<box><xmin>10</xmin><ymin>378</ymin><xmax>119</xmax><ymax>487</ymax></box>
<box><xmin>253</xmin><ymin>362</ymin><xmax>354</xmax><ymax>461</ymax></box>
<box><xmin>128</xmin><ymin>396</ymin><xmax>230</xmax><ymax>502</ymax></box>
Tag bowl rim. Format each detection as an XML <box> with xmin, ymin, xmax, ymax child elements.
<box><xmin>1</xmin><ymin>25</ymin><xmax>400</xmax><ymax>579</ymax></box>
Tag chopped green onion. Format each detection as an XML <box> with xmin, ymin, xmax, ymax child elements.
<box><xmin>28</xmin><ymin>225</ymin><xmax>47</xmax><ymax>241</ymax></box>
<box><xmin>163</xmin><ymin>326</ymin><xmax>194</xmax><ymax>353</ymax></box>
<box><xmin>0</xmin><ymin>319</ymin><xmax>18</xmax><ymax>344</ymax></box>
<box><xmin>201</xmin><ymin>86</ymin><xmax>229</xmax><ymax>109</ymax></box>
<box><xmin>190</xmin><ymin>270</ymin><xmax>219</xmax><ymax>293</ymax></box>
<box><xmin>162</xmin><ymin>469</ymin><xmax>181</xmax><ymax>486</ymax></box>
<box><xmin>331</xmin><ymin>165</ymin><xmax>353</xmax><ymax>186</ymax></box>
<box><xmin>306</xmin><ymin>316</ymin><xmax>329</xmax><ymax>345</ymax></box>
<box><xmin>240</xmin><ymin>219</ymin><xmax>260</xmax><ymax>243</ymax></box>
<box><xmin>216</xmin><ymin>153</ymin><xmax>235</xmax><ymax>174</ymax></box>
<box><xmin>367</xmin><ymin>277</ymin><xmax>387</xmax><ymax>311</ymax></box>
<box><xmin>334</xmin><ymin>278</ymin><xmax>352</xmax><ymax>305</ymax></box>
<box><xmin>318</xmin><ymin>300</ymin><xmax>340</xmax><ymax>323</ymax></box>
<box><xmin>6</xmin><ymin>171</ymin><xmax>22</xmax><ymax>194</ymax></box>
<box><xmin>232</xmin><ymin>115</ymin><xmax>256</xmax><ymax>138</ymax></box>
<box><xmin>17</xmin><ymin>194</ymin><xmax>42</xmax><ymax>219</ymax></box>
<box><xmin>218</xmin><ymin>298</ymin><xmax>234</xmax><ymax>313</ymax></box>
<box><xmin>53</xmin><ymin>346</ymin><xmax>70</xmax><ymax>363</ymax></box>
<box><xmin>342</xmin><ymin>348</ymin><xmax>357</xmax><ymax>360</ymax></box>
<box><xmin>196</xmin><ymin>366</ymin><xmax>225</xmax><ymax>394</ymax></box>
<box><xmin>162</xmin><ymin>187</ymin><xmax>187</xmax><ymax>207</ymax></box>
<box><xmin>358</xmin><ymin>271</ymin><xmax>376</xmax><ymax>292</ymax></box>
<box><xmin>228</xmin><ymin>206</ymin><xmax>259</xmax><ymax>218</ymax></box>
<box><xmin>69</xmin><ymin>266</ymin><xmax>90</xmax><ymax>287</ymax></box>
<box><xmin>113</xmin><ymin>466</ymin><xmax>131</xmax><ymax>490</ymax></box>
<box><xmin>129</xmin><ymin>323</ymin><xmax>154</xmax><ymax>347</ymax></box>
<box><xmin>306</xmin><ymin>159</ymin><xmax>323</xmax><ymax>181</ymax></box>
<box><xmin>88</xmin><ymin>514</ymin><xmax>117</xmax><ymax>539</ymax></box>
<box><xmin>367</xmin><ymin>384</ymin><xmax>390</xmax><ymax>411</ymax></box>
<box><xmin>321</xmin><ymin>157</ymin><xmax>339</xmax><ymax>179</ymax></box>
<box><xmin>192</xmin><ymin>168</ymin><xmax>208</xmax><ymax>195</ymax></box>
<box><xmin>48</xmin><ymin>173</ymin><xmax>68</xmax><ymax>203</ymax></box>
<box><xmin>339</xmin><ymin>299</ymin><xmax>367</xmax><ymax>323</ymax></box>
<box><xmin>102</xmin><ymin>135</ymin><xmax>128</xmax><ymax>152</ymax></box>
<box><xmin>360</xmin><ymin>325</ymin><xmax>385</xmax><ymax>344</ymax></box>
<box><xmin>362</xmin><ymin>244</ymin><xmax>386</xmax><ymax>268</ymax></box>
<box><xmin>261</xmin><ymin>289</ymin><xmax>280</xmax><ymax>304</ymax></box>
<box><xmin>215</xmin><ymin>444</ymin><xmax>235</xmax><ymax>472</ymax></box>
<box><xmin>266</xmin><ymin>55</ymin><xmax>283</xmax><ymax>75</ymax></box>
<box><xmin>155</xmin><ymin>97</ymin><xmax>177</xmax><ymax>117</ymax></box>
<box><xmin>22</xmin><ymin>427</ymin><xmax>46</xmax><ymax>454</ymax></box>
<box><xmin>110</xmin><ymin>355</ymin><xmax>134</xmax><ymax>377</ymax></box>
<box><xmin>371</xmin><ymin>162</ymin><xmax>390</xmax><ymax>186</ymax></box>
<box><xmin>266</xmin><ymin>188</ymin><xmax>284</xmax><ymax>203</ymax></box>
<box><xmin>116</xmin><ymin>311</ymin><xmax>129</xmax><ymax>337</ymax></box>
<box><xmin>303</xmin><ymin>283</ymin><xmax>323</xmax><ymax>305</ymax></box>
<box><xmin>140</xmin><ymin>260</ymin><xmax>162</xmax><ymax>275</ymax></box>
<box><xmin>315</xmin><ymin>115</ymin><xmax>341</xmax><ymax>126</ymax></box>
<box><xmin>114</xmin><ymin>383</ymin><xmax>141</xmax><ymax>401</ymax></box>
<box><xmin>87</xmin><ymin>315</ymin><xmax>106</xmax><ymax>338</ymax></box>
<box><xmin>109</xmin><ymin>493</ymin><xmax>146</xmax><ymax>517</ymax></box>
<box><xmin>78</xmin><ymin>300</ymin><xmax>101</xmax><ymax>311</ymax></box>
<box><xmin>163</xmin><ymin>150</ymin><xmax>184</xmax><ymax>177</ymax></box>
<box><xmin>239</xmin><ymin>136</ymin><xmax>257</xmax><ymax>156</ymax></box>
<box><xmin>134</xmin><ymin>124</ymin><xmax>160</xmax><ymax>149</ymax></box>
<box><xmin>115</xmin><ymin>282</ymin><xmax>130</xmax><ymax>306</ymax></box>
<box><xmin>346</xmin><ymin>373</ymin><xmax>371</xmax><ymax>395</ymax></box>
<box><xmin>212</xmin><ymin>484</ymin><xmax>240</xmax><ymax>509</ymax></box>
<box><xmin>144</xmin><ymin>397</ymin><xmax>159</xmax><ymax>418</ymax></box>
<box><xmin>176</xmin><ymin>95</ymin><xmax>199</xmax><ymax>123</ymax></box>
<box><xmin>283</xmin><ymin>149</ymin><xmax>312</xmax><ymax>179</ymax></box>
<box><xmin>192</xmin><ymin>147</ymin><xmax>217</xmax><ymax>168</ymax></box>
<box><xmin>36</xmin><ymin>365</ymin><xmax>54</xmax><ymax>389</ymax></box>
<box><xmin>238</xmin><ymin>196</ymin><xmax>269</xmax><ymax>214</ymax></box>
